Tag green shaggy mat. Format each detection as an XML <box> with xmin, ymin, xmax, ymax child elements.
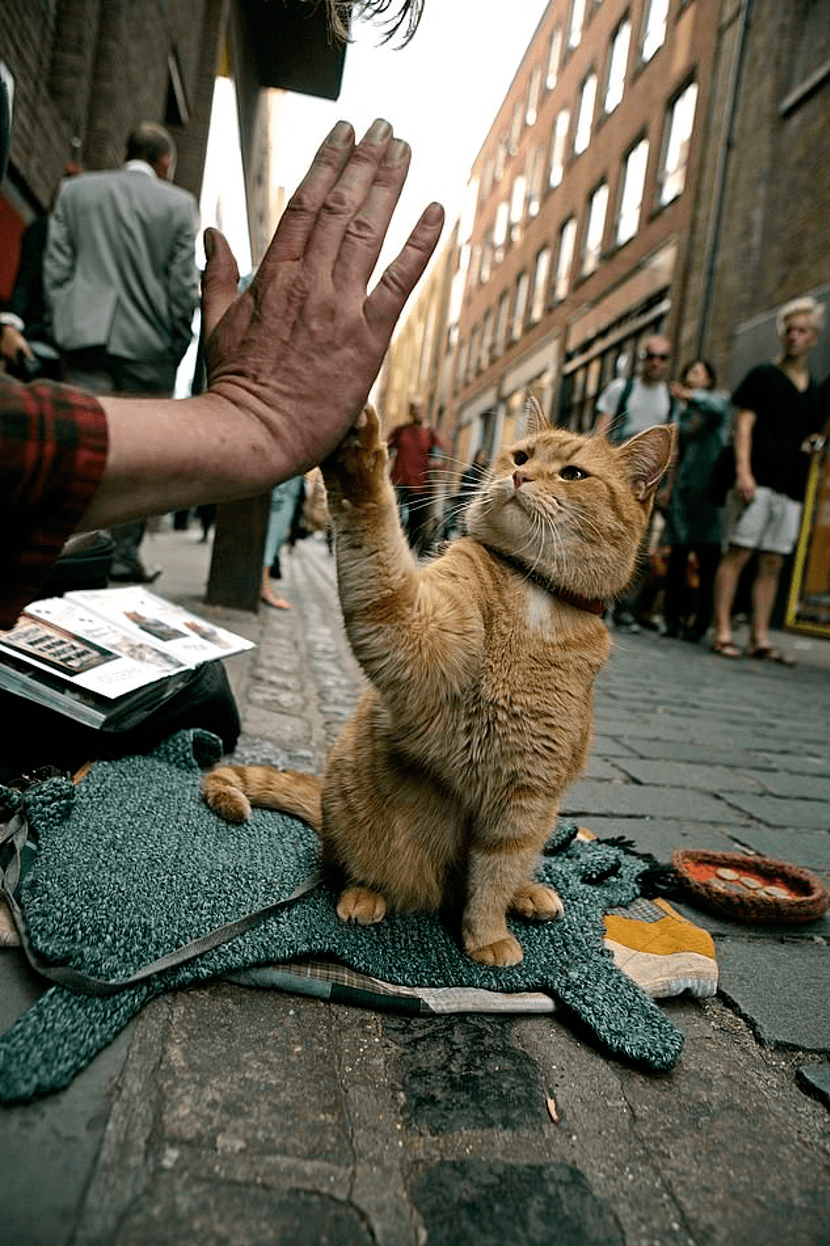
<box><xmin>0</xmin><ymin>730</ymin><xmax>683</xmax><ymax>1101</ymax></box>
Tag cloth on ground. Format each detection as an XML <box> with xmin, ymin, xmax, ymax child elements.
<box><xmin>0</xmin><ymin>730</ymin><xmax>690</xmax><ymax>1102</ymax></box>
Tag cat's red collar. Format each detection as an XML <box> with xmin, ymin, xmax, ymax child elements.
<box><xmin>481</xmin><ymin>545</ymin><xmax>607</xmax><ymax>616</ymax></box>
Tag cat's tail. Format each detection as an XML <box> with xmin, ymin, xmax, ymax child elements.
<box><xmin>201</xmin><ymin>765</ymin><xmax>322</xmax><ymax>831</ymax></box>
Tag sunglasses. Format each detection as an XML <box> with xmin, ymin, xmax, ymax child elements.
<box><xmin>643</xmin><ymin>351</ymin><xmax>670</xmax><ymax>361</ymax></box>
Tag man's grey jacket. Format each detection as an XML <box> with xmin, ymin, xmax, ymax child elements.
<box><xmin>44</xmin><ymin>163</ymin><xmax>199</xmax><ymax>368</ymax></box>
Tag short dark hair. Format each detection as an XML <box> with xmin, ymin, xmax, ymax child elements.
<box><xmin>126</xmin><ymin>122</ymin><xmax>176</xmax><ymax>168</ymax></box>
<box><xmin>679</xmin><ymin>358</ymin><xmax>717</xmax><ymax>388</ymax></box>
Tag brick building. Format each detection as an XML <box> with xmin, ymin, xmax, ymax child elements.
<box><xmin>0</xmin><ymin>0</ymin><xmax>344</xmax><ymax>297</ymax></box>
<box><xmin>381</xmin><ymin>0</ymin><xmax>719</xmax><ymax>469</ymax></box>
<box><xmin>674</xmin><ymin>0</ymin><xmax>830</xmax><ymax>387</ymax></box>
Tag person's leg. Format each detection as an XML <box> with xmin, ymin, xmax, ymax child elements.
<box><xmin>690</xmin><ymin>544</ymin><xmax>721</xmax><ymax>641</ymax></box>
<box><xmin>712</xmin><ymin>544</ymin><xmax>754</xmax><ymax>650</ymax></box>
<box><xmin>663</xmin><ymin>545</ymin><xmax>689</xmax><ymax>637</ymax></box>
<box><xmin>749</xmin><ymin>552</ymin><xmax>785</xmax><ymax>651</ymax></box>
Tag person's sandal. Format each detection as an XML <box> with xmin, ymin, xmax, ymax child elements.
<box><xmin>711</xmin><ymin>639</ymin><xmax>741</xmax><ymax>659</ymax></box>
<box><xmin>746</xmin><ymin>646</ymin><xmax>795</xmax><ymax>667</ymax></box>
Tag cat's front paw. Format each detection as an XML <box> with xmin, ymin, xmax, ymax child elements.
<box><xmin>322</xmin><ymin>405</ymin><xmax>387</xmax><ymax>507</ymax></box>
<box><xmin>336</xmin><ymin>885</ymin><xmax>387</xmax><ymax>924</ymax></box>
<box><xmin>510</xmin><ymin>882</ymin><xmax>564</xmax><ymax>921</ymax></box>
<box><xmin>464</xmin><ymin>933</ymin><xmax>524</xmax><ymax>967</ymax></box>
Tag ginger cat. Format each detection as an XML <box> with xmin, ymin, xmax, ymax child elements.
<box><xmin>202</xmin><ymin>401</ymin><xmax>672</xmax><ymax>967</ymax></box>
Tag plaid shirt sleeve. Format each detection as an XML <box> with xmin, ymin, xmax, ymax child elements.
<box><xmin>0</xmin><ymin>378</ymin><xmax>108</xmax><ymax>628</ymax></box>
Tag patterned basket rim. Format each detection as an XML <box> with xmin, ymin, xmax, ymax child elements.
<box><xmin>670</xmin><ymin>849</ymin><xmax>830</xmax><ymax>924</ymax></box>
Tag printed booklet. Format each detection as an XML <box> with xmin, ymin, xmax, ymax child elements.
<box><xmin>0</xmin><ymin>586</ymin><xmax>254</xmax><ymax>730</ymax></box>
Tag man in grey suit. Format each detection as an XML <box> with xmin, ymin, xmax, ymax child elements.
<box><xmin>44</xmin><ymin>122</ymin><xmax>199</xmax><ymax>581</ymax></box>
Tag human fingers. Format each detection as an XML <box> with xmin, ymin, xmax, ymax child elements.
<box><xmin>201</xmin><ymin>228</ymin><xmax>241</xmax><ymax>343</ymax></box>
<box><xmin>332</xmin><ymin>137</ymin><xmax>412</xmax><ymax>289</ymax></box>
<box><xmin>302</xmin><ymin>118</ymin><xmax>397</xmax><ymax>274</ymax></box>
<box><xmin>257</xmin><ymin>120</ymin><xmax>355</xmax><ymax>270</ymax></box>
<box><xmin>365</xmin><ymin>202</ymin><xmax>445</xmax><ymax>335</ymax></box>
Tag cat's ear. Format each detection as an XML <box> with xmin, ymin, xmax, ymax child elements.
<box><xmin>618</xmin><ymin>424</ymin><xmax>675</xmax><ymax>501</ymax></box>
<box><xmin>523</xmin><ymin>393</ymin><xmax>550</xmax><ymax>436</ymax></box>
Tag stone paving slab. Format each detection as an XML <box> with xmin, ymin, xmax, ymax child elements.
<box><xmin>608</xmin><ymin>758</ymin><xmax>765</xmax><ymax>793</ymax></box>
<box><xmin>623</xmin><ymin>738</ymin><xmax>776</xmax><ymax>770</ymax></box>
<box><xmin>715</xmin><ymin>792</ymin><xmax>830</xmax><ymax>830</ymax></box>
<box><xmin>716</xmin><ymin>941</ymin><xmax>830</xmax><ymax>1052</ymax></box>
<box><xmin>564</xmin><ymin>780</ymin><xmax>751</xmax><ymax>824</ymax></box>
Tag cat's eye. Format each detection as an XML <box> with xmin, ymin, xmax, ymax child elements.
<box><xmin>560</xmin><ymin>465</ymin><xmax>588</xmax><ymax>481</ymax></box>
<box><xmin>513</xmin><ymin>449</ymin><xmax>530</xmax><ymax>466</ymax></box>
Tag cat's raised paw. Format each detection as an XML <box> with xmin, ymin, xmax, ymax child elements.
<box><xmin>510</xmin><ymin>882</ymin><xmax>564</xmax><ymax>921</ymax></box>
<box><xmin>336</xmin><ymin>885</ymin><xmax>387</xmax><ymax>925</ymax></box>
<box><xmin>322</xmin><ymin>405</ymin><xmax>386</xmax><ymax>504</ymax></box>
<box><xmin>465</xmin><ymin>934</ymin><xmax>524</xmax><ymax>967</ymax></box>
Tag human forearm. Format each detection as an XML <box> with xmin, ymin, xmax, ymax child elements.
<box><xmin>733</xmin><ymin>409</ymin><xmax>756</xmax><ymax>500</ymax></box>
<box><xmin>80</xmin><ymin>391</ymin><xmax>301</xmax><ymax>529</ymax></box>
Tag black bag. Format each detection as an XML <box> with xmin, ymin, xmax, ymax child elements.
<box><xmin>0</xmin><ymin>659</ymin><xmax>241</xmax><ymax>780</ymax></box>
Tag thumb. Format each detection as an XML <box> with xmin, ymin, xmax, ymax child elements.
<box><xmin>201</xmin><ymin>228</ymin><xmax>240</xmax><ymax>342</ymax></box>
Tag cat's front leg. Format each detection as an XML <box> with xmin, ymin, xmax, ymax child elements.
<box><xmin>462</xmin><ymin>837</ymin><xmax>546</xmax><ymax>967</ymax></box>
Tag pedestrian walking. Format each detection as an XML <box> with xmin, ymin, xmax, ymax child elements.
<box><xmin>43</xmin><ymin>121</ymin><xmax>200</xmax><ymax>583</ymax></box>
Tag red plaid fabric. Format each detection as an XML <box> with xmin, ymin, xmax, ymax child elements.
<box><xmin>1</xmin><ymin>378</ymin><xmax>108</xmax><ymax>628</ymax></box>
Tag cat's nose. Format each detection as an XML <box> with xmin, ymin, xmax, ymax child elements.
<box><xmin>513</xmin><ymin>472</ymin><xmax>532</xmax><ymax>489</ymax></box>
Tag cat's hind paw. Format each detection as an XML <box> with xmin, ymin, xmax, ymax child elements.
<box><xmin>336</xmin><ymin>885</ymin><xmax>387</xmax><ymax>925</ymax></box>
<box><xmin>201</xmin><ymin>769</ymin><xmax>252</xmax><ymax>823</ymax></box>
<box><xmin>464</xmin><ymin>933</ymin><xmax>524</xmax><ymax>967</ymax></box>
<box><xmin>510</xmin><ymin>882</ymin><xmax>564</xmax><ymax>922</ymax></box>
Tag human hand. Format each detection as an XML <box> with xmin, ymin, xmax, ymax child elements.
<box><xmin>201</xmin><ymin>118</ymin><xmax>444</xmax><ymax>478</ymax></box>
<box><xmin>0</xmin><ymin>324</ymin><xmax>33</xmax><ymax>364</ymax></box>
<box><xmin>736</xmin><ymin>468</ymin><xmax>756</xmax><ymax>503</ymax></box>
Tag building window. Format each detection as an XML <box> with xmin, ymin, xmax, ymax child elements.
<box><xmin>468</xmin><ymin>244</ymin><xmax>481</xmax><ymax>291</ymax></box>
<box><xmin>526</xmin><ymin>147</ymin><xmax>543</xmax><ymax>218</ymax></box>
<box><xmin>549</xmin><ymin>108</ymin><xmax>570</xmax><ymax>188</ymax></box>
<box><xmin>510</xmin><ymin>174</ymin><xmax>527</xmax><ymax>240</ymax></box>
<box><xmin>480</xmin><ymin>310</ymin><xmax>494</xmax><ymax>369</ymax></box>
<box><xmin>546</xmin><ymin>25</ymin><xmax>564</xmax><ymax>89</ymax></box>
<box><xmin>493</xmin><ymin>201</ymin><xmax>509</xmax><ymax>263</ymax></box>
<box><xmin>616</xmin><ymin>137</ymin><xmax>649</xmax><ymax>244</ymax></box>
<box><xmin>494</xmin><ymin>135</ymin><xmax>507</xmax><ymax>182</ymax></box>
<box><xmin>658</xmin><ymin>81</ymin><xmax>698</xmax><ymax>206</ymax></box>
<box><xmin>529</xmin><ymin>247</ymin><xmax>551</xmax><ymax>324</ymax></box>
<box><xmin>526</xmin><ymin>66</ymin><xmax>542</xmax><ymax>125</ymax></box>
<box><xmin>567</xmin><ymin>0</ymin><xmax>587</xmax><ymax>51</ymax></box>
<box><xmin>510</xmin><ymin>272</ymin><xmax>529</xmax><ymax>342</ymax></box>
<box><xmin>480</xmin><ymin>232</ymin><xmax>493</xmax><ymax>285</ymax></box>
<box><xmin>641</xmin><ymin>0</ymin><xmax>669</xmax><ymax>63</ymax></box>
<box><xmin>604</xmin><ymin>16</ymin><xmax>631</xmax><ymax>115</ymax></box>
<box><xmin>509</xmin><ymin>102</ymin><xmax>524</xmax><ymax>155</ymax></box>
<box><xmin>573</xmin><ymin>72</ymin><xmax>597</xmax><ymax>156</ymax></box>
<box><xmin>455</xmin><ymin>339</ymin><xmax>469</xmax><ymax>392</ymax></box>
<box><xmin>468</xmin><ymin>326</ymin><xmax>481</xmax><ymax>381</ymax></box>
<box><xmin>480</xmin><ymin>160</ymin><xmax>494</xmax><ymax>204</ymax></box>
<box><xmin>582</xmin><ymin>181</ymin><xmax>609</xmax><ymax>275</ymax></box>
<box><xmin>494</xmin><ymin>290</ymin><xmax>510</xmax><ymax>358</ymax></box>
<box><xmin>553</xmin><ymin>216</ymin><xmax>577</xmax><ymax>302</ymax></box>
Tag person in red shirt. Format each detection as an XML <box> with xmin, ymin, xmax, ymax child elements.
<box><xmin>387</xmin><ymin>398</ymin><xmax>444</xmax><ymax>552</ymax></box>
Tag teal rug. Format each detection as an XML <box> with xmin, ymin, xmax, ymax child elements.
<box><xmin>0</xmin><ymin>730</ymin><xmax>683</xmax><ymax>1102</ymax></box>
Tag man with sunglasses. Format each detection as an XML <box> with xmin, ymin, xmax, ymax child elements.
<box><xmin>594</xmin><ymin>334</ymin><xmax>676</xmax><ymax>631</ymax></box>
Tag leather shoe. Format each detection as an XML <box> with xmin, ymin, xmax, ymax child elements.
<box><xmin>109</xmin><ymin>566</ymin><xmax>162</xmax><ymax>584</ymax></box>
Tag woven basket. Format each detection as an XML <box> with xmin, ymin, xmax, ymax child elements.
<box><xmin>671</xmin><ymin>849</ymin><xmax>829</xmax><ymax>924</ymax></box>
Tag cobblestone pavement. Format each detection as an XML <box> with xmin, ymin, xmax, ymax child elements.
<box><xmin>2</xmin><ymin>530</ymin><xmax>829</xmax><ymax>1245</ymax></box>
